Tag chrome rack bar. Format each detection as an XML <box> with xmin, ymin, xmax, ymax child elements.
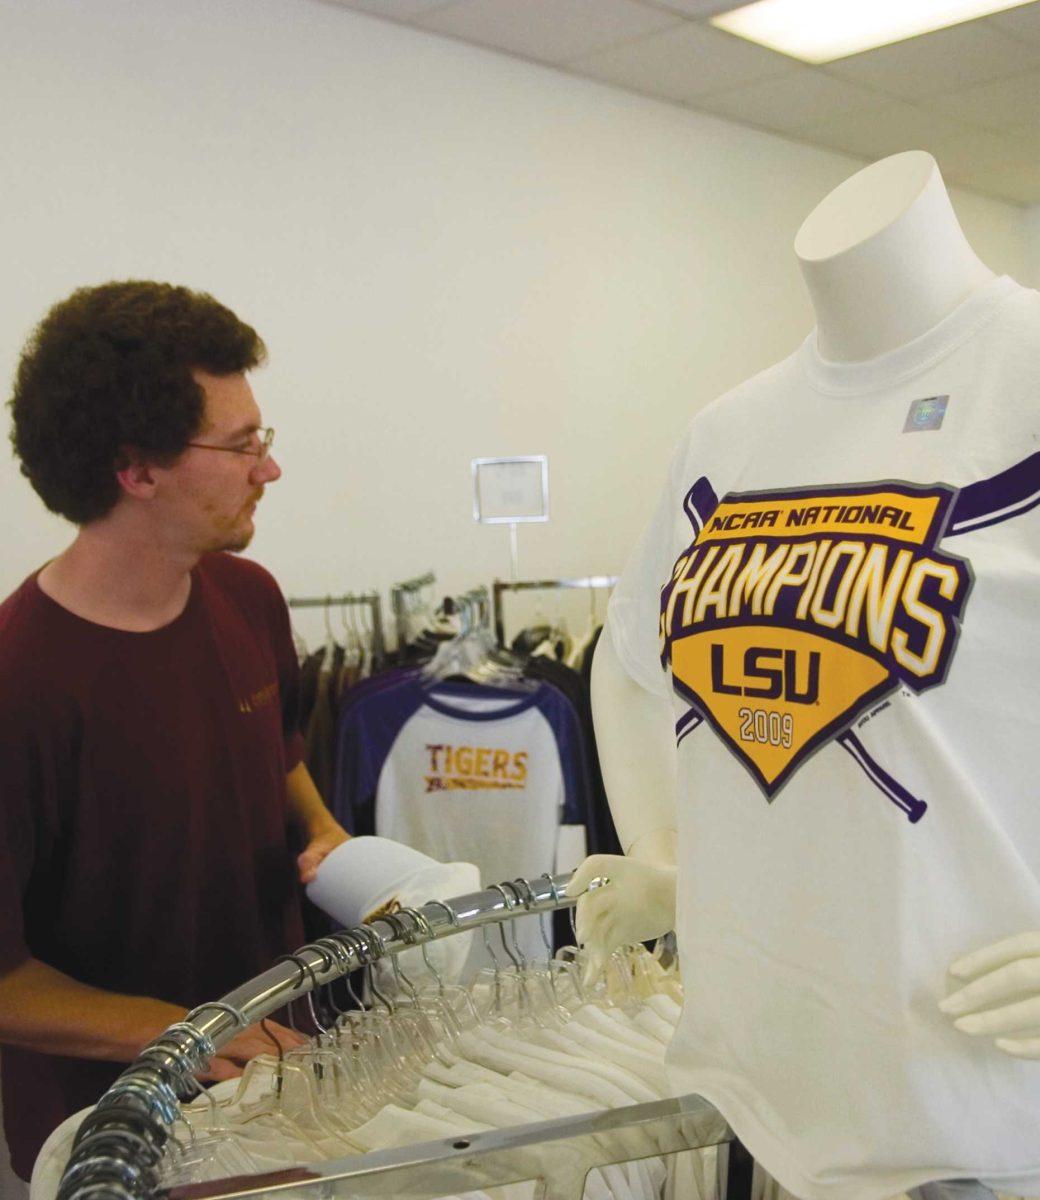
<box><xmin>58</xmin><ymin>868</ymin><xmax>731</xmax><ymax>1200</ymax></box>
<box><xmin>164</xmin><ymin>1095</ymin><xmax>731</xmax><ymax>1200</ymax></box>
<box><xmin>492</xmin><ymin>576</ymin><xmax>618</xmax><ymax>648</ymax></box>
<box><xmin>286</xmin><ymin>593</ymin><xmax>380</xmax><ymax>610</ymax></box>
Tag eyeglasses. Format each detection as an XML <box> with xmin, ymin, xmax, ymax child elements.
<box><xmin>186</xmin><ymin>426</ymin><xmax>275</xmax><ymax>462</ymax></box>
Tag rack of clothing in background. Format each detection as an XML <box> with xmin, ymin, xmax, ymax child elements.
<box><xmin>492</xmin><ymin>576</ymin><xmax>618</xmax><ymax>661</ymax></box>
<box><xmin>293</xmin><ymin>575</ymin><xmax>625</xmax><ymax>962</ymax></box>
<box><xmin>491</xmin><ymin>577</ymin><xmax>622</xmax><ymax>863</ymax></box>
<box><xmin>47</xmin><ymin>871</ymin><xmax>731</xmax><ymax>1200</ymax></box>
<box><xmin>328</xmin><ymin>584</ymin><xmax>591</xmax><ymax>971</ymax></box>
<box><xmin>390</xmin><ymin>570</ymin><xmax>438</xmax><ymax>652</ymax></box>
<box><xmin>289</xmin><ymin>592</ymin><xmax>387</xmax><ymax>812</ymax></box>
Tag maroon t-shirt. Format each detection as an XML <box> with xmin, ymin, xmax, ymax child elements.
<box><xmin>0</xmin><ymin>553</ymin><xmax>306</xmax><ymax>1179</ymax></box>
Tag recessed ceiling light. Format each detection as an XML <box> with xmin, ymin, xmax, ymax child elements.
<box><xmin>710</xmin><ymin>0</ymin><xmax>1036</xmax><ymax>64</ymax></box>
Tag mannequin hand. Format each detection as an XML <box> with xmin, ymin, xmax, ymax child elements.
<box><xmin>569</xmin><ymin>853</ymin><xmax>676</xmax><ymax>988</ymax></box>
<box><xmin>939</xmin><ymin>931</ymin><xmax>1040</xmax><ymax>1058</ymax></box>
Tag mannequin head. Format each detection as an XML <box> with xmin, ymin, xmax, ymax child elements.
<box><xmin>795</xmin><ymin>150</ymin><xmax>937</xmax><ymax>263</ymax></box>
<box><xmin>793</xmin><ymin>150</ymin><xmax>994</xmax><ymax>361</ymax></box>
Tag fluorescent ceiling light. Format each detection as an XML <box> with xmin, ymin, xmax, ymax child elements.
<box><xmin>711</xmin><ymin>0</ymin><xmax>1037</xmax><ymax>64</ymax></box>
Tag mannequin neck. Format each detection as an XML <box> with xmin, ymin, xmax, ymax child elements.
<box><xmin>795</xmin><ymin>151</ymin><xmax>995</xmax><ymax>363</ymax></box>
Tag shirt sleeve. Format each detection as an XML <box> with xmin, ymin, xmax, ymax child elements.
<box><xmin>536</xmin><ymin>686</ymin><xmax>590</xmax><ymax>827</ymax></box>
<box><xmin>331</xmin><ymin>681</ymin><xmax>424</xmax><ymax>835</ymax></box>
<box><xmin>607</xmin><ymin>432</ymin><xmax>700</xmax><ymax>699</ymax></box>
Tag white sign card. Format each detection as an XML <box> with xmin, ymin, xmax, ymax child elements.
<box><xmin>472</xmin><ymin>456</ymin><xmax>549</xmax><ymax>524</ymax></box>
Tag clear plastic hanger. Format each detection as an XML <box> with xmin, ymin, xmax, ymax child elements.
<box><xmin>320</xmin><ymin>595</ymin><xmax>339</xmax><ymax>670</ymax></box>
<box><xmin>381</xmin><ymin>911</ymin><xmax>469</xmax><ymax>1054</ymax></box>
<box><xmin>338</xmin><ymin>601</ymin><xmax>361</xmax><ymax>671</ymax></box>
<box><xmin>147</xmin><ymin>879</ymin><xmax>686</xmax><ymax>1189</ymax></box>
<box><xmin>412</xmin><ymin>900</ymin><xmax>482</xmax><ymax>1033</ymax></box>
<box><xmin>423</xmin><ymin>596</ymin><xmax>535</xmax><ymax>691</ymax></box>
<box><xmin>397</xmin><ymin>907</ymin><xmax>472</xmax><ymax>1042</ymax></box>
<box><xmin>290</xmin><ymin>616</ymin><xmax>309</xmax><ymax>665</ymax></box>
<box><xmin>159</xmin><ymin>1081</ymin><xmax>259</xmax><ymax>1190</ymax></box>
<box><xmin>511</xmin><ymin>877</ymin><xmax>580</xmax><ymax>1022</ymax></box>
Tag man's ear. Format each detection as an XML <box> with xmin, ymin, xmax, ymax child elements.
<box><xmin>114</xmin><ymin>449</ymin><xmax>159</xmax><ymax>500</ymax></box>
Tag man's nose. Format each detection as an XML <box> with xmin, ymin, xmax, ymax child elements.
<box><xmin>253</xmin><ymin>453</ymin><xmax>282</xmax><ymax>484</ymax></box>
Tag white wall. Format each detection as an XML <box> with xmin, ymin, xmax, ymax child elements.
<box><xmin>0</xmin><ymin>0</ymin><xmax>1033</xmax><ymax>645</ymax></box>
<box><xmin>1024</xmin><ymin>204</ymin><xmax>1040</xmax><ymax>290</ymax></box>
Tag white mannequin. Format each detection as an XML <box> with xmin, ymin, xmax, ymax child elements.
<box><xmin>571</xmin><ymin>150</ymin><xmax>1040</xmax><ymax>1062</ymax></box>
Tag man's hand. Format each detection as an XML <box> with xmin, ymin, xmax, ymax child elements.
<box><xmin>297</xmin><ymin>822</ymin><xmax>349</xmax><ymax>886</ymax></box>
<box><xmin>940</xmin><ymin>931</ymin><xmax>1040</xmax><ymax>1058</ymax></box>
<box><xmin>196</xmin><ymin>1018</ymin><xmax>306</xmax><ymax>1082</ymax></box>
<box><xmin>306</xmin><ymin>836</ymin><xmax>480</xmax><ymax>980</ymax></box>
<box><xmin>285</xmin><ymin>760</ymin><xmax>349</xmax><ymax>884</ymax></box>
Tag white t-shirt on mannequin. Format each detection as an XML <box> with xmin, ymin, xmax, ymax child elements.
<box><xmin>609</xmin><ymin>272</ymin><xmax>1040</xmax><ymax>1200</ymax></box>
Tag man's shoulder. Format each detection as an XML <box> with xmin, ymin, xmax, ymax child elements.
<box><xmin>196</xmin><ymin>554</ymin><xmax>291</xmax><ymax>646</ymax></box>
<box><xmin>0</xmin><ymin>571</ymin><xmax>53</xmax><ymax>656</ymax></box>
<box><xmin>197</xmin><ymin>553</ymin><xmax>283</xmax><ymax>605</ymax></box>
<box><xmin>199</xmin><ymin>551</ymin><xmax>278</xmax><ymax>588</ymax></box>
<box><xmin>0</xmin><ymin>571</ymin><xmax>66</xmax><ymax>711</ymax></box>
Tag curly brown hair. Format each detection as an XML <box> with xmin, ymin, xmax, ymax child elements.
<box><xmin>8</xmin><ymin>281</ymin><xmax>267</xmax><ymax>524</ymax></box>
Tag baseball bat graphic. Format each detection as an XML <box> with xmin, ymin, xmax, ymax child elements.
<box><xmin>836</xmin><ymin>730</ymin><xmax>928</xmax><ymax>824</ymax></box>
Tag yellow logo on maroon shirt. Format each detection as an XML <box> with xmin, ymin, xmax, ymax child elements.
<box><xmin>238</xmin><ymin>681</ymin><xmax>278</xmax><ymax>714</ymax></box>
<box><xmin>661</xmin><ymin>481</ymin><xmax>971</xmax><ymax>798</ymax></box>
<box><xmin>423</xmin><ymin>744</ymin><xmax>528</xmax><ymax>794</ymax></box>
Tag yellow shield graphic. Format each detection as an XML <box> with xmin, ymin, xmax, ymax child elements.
<box><xmin>671</xmin><ymin>626</ymin><xmax>892</xmax><ymax>796</ymax></box>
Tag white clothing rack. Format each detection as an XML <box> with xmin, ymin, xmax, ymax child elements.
<box><xmin>492</xmin><ymin>577</ymin><xmax>618</xmax><ymax>648</ymax></box>
<box><xmin>287</xmin><ymin>592</ymin><xmax>386</xmax><ymax>666</ymax></box>
<box><xmin>54</xmin><ymin>873</ymin><xmax>732</xmax><ymax>1200</ymax></box>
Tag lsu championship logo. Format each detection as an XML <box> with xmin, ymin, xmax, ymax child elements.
<box><xmin>661</xmin><ymin>478</ymin><xmax>973</xmax><ymax>818</ymax></box>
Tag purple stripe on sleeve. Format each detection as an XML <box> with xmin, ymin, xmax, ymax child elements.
<box><xmin>684</xmin><ymin>477</ymin><xmax>719</xmax><ymax>534</ymax></box>
<box><xmin>837</xmin><ymin>730</ymin><xmax>928</xmax><ymax>824</ymax></box>
<box><xmin>948</xmin><ymin>449</ymin><xmax>1040</xmax><ymax>536</ymax></box>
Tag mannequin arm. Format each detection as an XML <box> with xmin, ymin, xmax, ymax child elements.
<box><xmin>570</xmin><ymin>630</ymin><xmax>679</xmax><ymax>982</ymax></box>
<box><xmin>589</xmin><ymin>629</ymin><xmax>678</xmax><ymax>855</ymax></box>
<box><xmin>940</xmin><ymin>931</ymin><xmax>1040</xmax><ymax>1059</ymax></box>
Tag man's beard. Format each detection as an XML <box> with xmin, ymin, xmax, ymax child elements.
<box><xmin>213</xmin><ymin>497</ymin><xmax>259</xmax><ymax>553</ymax></box>
<box><xmin>204</xmin><ymin>513</ymin><xmax>255</xmax><ymax>555</ymax></box>
<box><xmin>221</xmin><ymin>528</ymin><xmax>254</xmax><ymax>553</ymax></box>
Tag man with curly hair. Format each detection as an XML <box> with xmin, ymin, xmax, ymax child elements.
<box><xmin>0</xmin><ymin>281</ymin><xmax>349</xmax><ymax>1180</ymax></box>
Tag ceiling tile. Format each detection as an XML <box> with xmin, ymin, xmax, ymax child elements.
<box><xmin>322</xmin><ymin>0</ymin><xmax>454</xmax><ymax>17</ymax></box>
<box><xmin>692</xmin><ymin>67</ymin><xmax>890</xmax><ymax>135</ymax></box>
<box><xmin>413</xmin><ymin>0</ymin><xmax>682</xmax><ymax>65</ymax></box>
<box><xmin>985</xmin><ymin>2</ymin><xmax>1040</xmax><ymax>45</ymax></box>
<box><xmin>795</xmin><ymin>102</ymin><xmax>985</xmax><ymax>162</ymax></box>
<box><xmin>1005</xmin><ymin>124</ymin><xmax>1040</xmax><ymax>154</ymax></box>
<box><xmin>570</xmin><ymin>21</ymin><xmax>796</xmax><ymax>104</ymax></box>
<box><xmin>928</xmin><ymin>127</ymin><xmax>1033</xmax><ymax>179</ymax></box>
<box><xmin>918</xmin><ymin>69</ymin><xmax>1040</xmax><ymax>131</ymax></box>
<box><xmin>958</xmin><ymin>157</ymin><xmax>1040</xmax><ymax>204</ymax></box>
<box><xmin>645</xmin><ymin>0</ymin><xmax>746</xmax><ymax>15</ymax></box>
<box><xmin>823</xmin><ymin>20</ymin><xmax>1040</xmax><ymax>100</ymax></box>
